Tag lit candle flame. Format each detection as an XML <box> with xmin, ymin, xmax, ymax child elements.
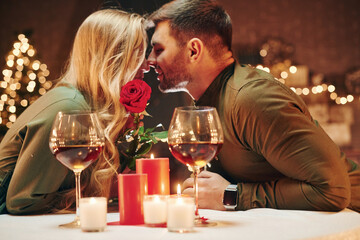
<box><xmin>177</xmin><ymin>184</ymin><xmax>181</xmax><ymax>196</ymax></box>
<box><xmin>161</xmin><ymin>183</ymin><xmax>165</xmax><ymax>194</ymax></box>
<box><xmin>150</xmin><ymin>153</ymin><xmax>154</xmax><ymax>159</ymax></box>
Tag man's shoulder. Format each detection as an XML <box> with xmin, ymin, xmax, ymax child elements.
<box><xmin>227</xmin><ymin>62</ymin><xmax>276</xmax><ymax>90</ymax></box>
<box><xmin>223</xmin><ymin>62</ymin><xmax>303</xmax><ymax>110</ymax></box>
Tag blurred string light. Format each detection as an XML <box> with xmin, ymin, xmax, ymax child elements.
<box><xmin>1</xmin><ymin>34</ymin><xmax>52</xmax><ymax>129</ymax></box>
<box><xmin>257</xmin><ymin>45</ymin><xmax>357</xmax><ymax>105</ymax></box>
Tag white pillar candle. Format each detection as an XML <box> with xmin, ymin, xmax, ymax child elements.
<box><xmin>167</xmin><ymin>195</ymin><xmax>195</xmax><ymax>233</ymax></box>
<box><xmin>80</xmin><ymin>197</ymin><xmax>107</xmax><ymax>232</ymax></box>
<box><xmin>143</xmin><ymin>195</ymin><xmax>167</xmax><ymax>226</ymax></box>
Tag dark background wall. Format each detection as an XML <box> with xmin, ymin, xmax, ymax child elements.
<box><xmin>221</xmin><ymin>0</ymin><xmax>360</xmax><ymax>76</ymax></box>
<box><xmin>2</xmin><ymin>0</ymin><xmax>358</xmax><ymax>84</ymax></box>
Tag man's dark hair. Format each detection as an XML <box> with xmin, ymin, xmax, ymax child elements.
<box><xmin>149</xmin><ymin>0</ymin><xmax>232</xmax><ymax>55</ymax></box>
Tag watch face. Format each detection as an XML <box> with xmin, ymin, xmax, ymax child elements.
<box><xmin>223</xmin><ymin>190</ymin><xmax>238</xmax><ymax>206</ymax></box>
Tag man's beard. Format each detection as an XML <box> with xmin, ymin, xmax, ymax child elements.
<box><xmin>158</xmin><ymin>52</ymin><xmax>192</xmax><ymax>93</ymax></box>
<box><xmin>158</xmin><ymin>74</ymin><xmax>190</xmax><ymax>93</ymax></box>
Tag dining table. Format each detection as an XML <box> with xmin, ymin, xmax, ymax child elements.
<box><xmin>1</xmin><ymin>208</ymin><xmax>360</xmax><ymax>240</ymax></box>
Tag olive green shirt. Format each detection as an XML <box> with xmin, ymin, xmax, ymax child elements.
<box><xmin>197</xmin><ymin>62</ymin><xmax>360</xmax><ymax>212</ymax></box>
<box><xmin>0</xmin><ymin>85</ymin><xmax>89</xmax><ymax>214</ymax></box>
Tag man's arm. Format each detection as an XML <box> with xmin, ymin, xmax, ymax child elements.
<box><xmin>183</xmin><ymin>79</ymin><xmax>351</xmax><ymax>211</ymax></box>
<box><xmin>231</xmin><ymin>79</ymin><xmax>350</xmax><ymax>210</ymax></box>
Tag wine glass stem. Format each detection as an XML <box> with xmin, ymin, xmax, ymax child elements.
<box><xmin>193</xmin><ymin>166</ymin><xmax>200</xmax><ymax>219</ymax></box>
<box><xmin>74</xmin><ymin>171</ymin><xmax>82</xmax><ymax>222</ymax></box>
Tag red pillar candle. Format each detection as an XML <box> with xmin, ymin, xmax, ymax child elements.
<box><xmin>136</xmin><ymin>157</ymin><xmax>170</xmax><ymax>195</ymax></box>
<box><xmin>118</xmin><ymin>173</ymin><xmax>147</xmax><ymax>225</ymax></box>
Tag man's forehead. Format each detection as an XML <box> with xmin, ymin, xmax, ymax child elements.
<box><xmin>151</xmin><ymin>21</ymin><xmax>172</xmax><ymax>46</ymax></box>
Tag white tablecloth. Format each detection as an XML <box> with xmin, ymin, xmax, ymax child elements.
<box><xmin>1</xmin><ymin>208</ymin><xmax>360</xmax><ymax>240</ymax></box>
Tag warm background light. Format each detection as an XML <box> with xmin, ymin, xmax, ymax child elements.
<box><xmin>0</xmin><ymin>34</ymin><xmax>52</xmax><ymax>129</ymax></box>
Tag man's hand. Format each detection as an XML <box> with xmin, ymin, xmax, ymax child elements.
<box><xmin>182</xmin><ymin>171</ymin><xmax>230</xmax><ymax>211</ymax></box>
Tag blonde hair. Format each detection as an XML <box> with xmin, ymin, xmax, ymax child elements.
<box><xmin>55</xmin><ymin>9</ymin><xmax>147</xmax><ymax>212</ymax></box>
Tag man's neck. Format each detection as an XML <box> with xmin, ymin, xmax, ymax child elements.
<box><xmin>188</xmin><ymin>54</ymin><xmax>234</xmax><ymax>100</ymax></box>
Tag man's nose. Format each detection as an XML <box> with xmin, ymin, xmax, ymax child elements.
<box><xmin>147</xmin><ymin>49</ymin><xmax>156</xmax><ymax>68</ymax></box>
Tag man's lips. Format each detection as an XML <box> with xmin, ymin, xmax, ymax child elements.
<box><xmin>157</xmin><ymin>73</ymin><xmax>163</xmax><ymax>81</ymax></box>
<box><xmin>154</xmin><ymin>67</ymin><xmax>161</xmax><ymax>74</ymax></box>
<box><xmin>154</xmin><ymin>68</ymin><xmax>163</xmax><ymax>81</ymax></box>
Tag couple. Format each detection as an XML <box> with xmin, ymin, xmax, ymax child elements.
<box><xmin>1</xmin><ymin>0</ymin><xmax>359</xmax><ymax>215</ymax></box>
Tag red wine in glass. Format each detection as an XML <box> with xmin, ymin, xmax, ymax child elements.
<box><xmin>168</xmin><ymin>106</ymin><xmax>224</xmax><ymax>227</ymax></box>
<box><xmin>169</xmin><ymin>142</ymin><xmax>223</xmax><ymax>168</ymax></box>
<box><xmin>53</xmin><ymin>145</ymin><xmax>103</xmax><ymax>171</ymax></box>
<box><xmin>49</xmin><ymin>111</ymin><xmax>104</xmax><ymax>228</ymax></box>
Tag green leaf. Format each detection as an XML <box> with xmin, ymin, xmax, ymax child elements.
<box><xmin>149</xmin><ymin>135</ymin><xmax>158</xmax><ymax>144</ymax></box>
<box><xmin>151</xmin><ymin>131</ymin><xmax>168</xmax><ymax>140</ymax></box>
<box><xmin>119</xmin><ymin>155</ymin><xmax>132</xmax><ymax>173</ymax></box>
<box><xmin>144</xmin><ymin>126</ymin><xmax>156</xmax><ymax>134</ymax></box>
<box><xmin>136</xmin><ymin>142</ymin><xmax>152</xmax><ymax>156</ymax></box>
<box><xmin>138</xmin><ymin>126</ymin><xmax>144</xmax><ymax>135</ymax></box>
<box><xmin>128</xmin><ymin>139</ymin><xmax>138</xmax><ymax>154</ymax></box>
<box><xmin>128</xmin><ymin>157</ymin><xmax>136</xmax><ymax>171</ymax></box>
<box><xmin>117</xmin><ymin>117</ymin><xmax>168</xmax><ymax>172</ymax></box>
<box><xmin>140</xmin><ymin>136</ymin><xmax>151</xmax><ymax>143</ymax></box>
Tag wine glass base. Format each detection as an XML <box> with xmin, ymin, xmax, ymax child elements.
<box><xmin>194</xmin><ymin>217</ymin><xmax>217</xmax><ymax>227</ymax></box>
<box><xmin>59</xmin><ymin>219</ymin><xmax>81</xmax><ymax>228</ymax></box>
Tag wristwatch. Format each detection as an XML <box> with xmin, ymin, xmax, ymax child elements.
<box><xmin>223</xmin><ymin>184</ymin><xmax>238</xmax><ymax>210</ymax></box>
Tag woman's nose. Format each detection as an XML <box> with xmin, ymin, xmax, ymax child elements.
<box><xmin>141</xmin><ymin>60</ymin><xmax>150</xmax><ymax>73</ymax></box>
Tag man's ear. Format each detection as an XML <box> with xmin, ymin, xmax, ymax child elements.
<box><xmin>187</xmin><ymin>38</ymin><xmax>203</xmax><ymax>62</ymax></box>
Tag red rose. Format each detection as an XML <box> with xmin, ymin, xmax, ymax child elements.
<box><xmin>120</xmin><ymin>79</ymin><xmax>152</xmax><ymax>113</ymax></box>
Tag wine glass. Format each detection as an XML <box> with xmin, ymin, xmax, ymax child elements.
<box><xmin>49</xmin><ymin>111</ymin><xmax>105</xmax><ymax>228</ymax></box>
<box><xmin>168</xmin><ymin>106</ymin><xmax>224</xmax><ymax>227</ymax></box>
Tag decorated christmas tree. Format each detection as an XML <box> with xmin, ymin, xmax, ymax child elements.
<box><xmin>0</xmin><ymin>34</ymin><xmax>52</xmax><ymax>137</ymax></box>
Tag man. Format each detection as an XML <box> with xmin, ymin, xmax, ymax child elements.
<box><xmin>147</xmin><ymin>0</ymin><xmax>360</xmax><ymax>211</ymax></box>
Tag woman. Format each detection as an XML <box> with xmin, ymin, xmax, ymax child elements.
<box><xmin>0</xmin><ymin>9</ymin><xmax>148</xmax><ymax>214</ymax></box>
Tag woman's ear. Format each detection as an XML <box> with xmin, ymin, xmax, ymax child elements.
<box><xmin>187</xmin><ymin>38</ymin><xmax>203</xmax><ymax>62</ymax></box>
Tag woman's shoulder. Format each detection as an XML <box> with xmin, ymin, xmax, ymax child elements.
<box><xmin>1</xmin><ymin>86</ymin><xmax>89</xmax><ymax>139</ymax></box>
<box><xmin>45</xmin><ymin>85</ymin><xmax>80</xmax><ymax>99</ymax></box>
<box><xmin>34</xmin><ymin>85</ymin><xmax>88</xmax><ymax>109</ymax></box>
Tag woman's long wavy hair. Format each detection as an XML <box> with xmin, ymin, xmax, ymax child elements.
<box><xmin>54</xmin><ymin>9</ymin><xmax>147</xmax><ymax>212</ymax></box>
